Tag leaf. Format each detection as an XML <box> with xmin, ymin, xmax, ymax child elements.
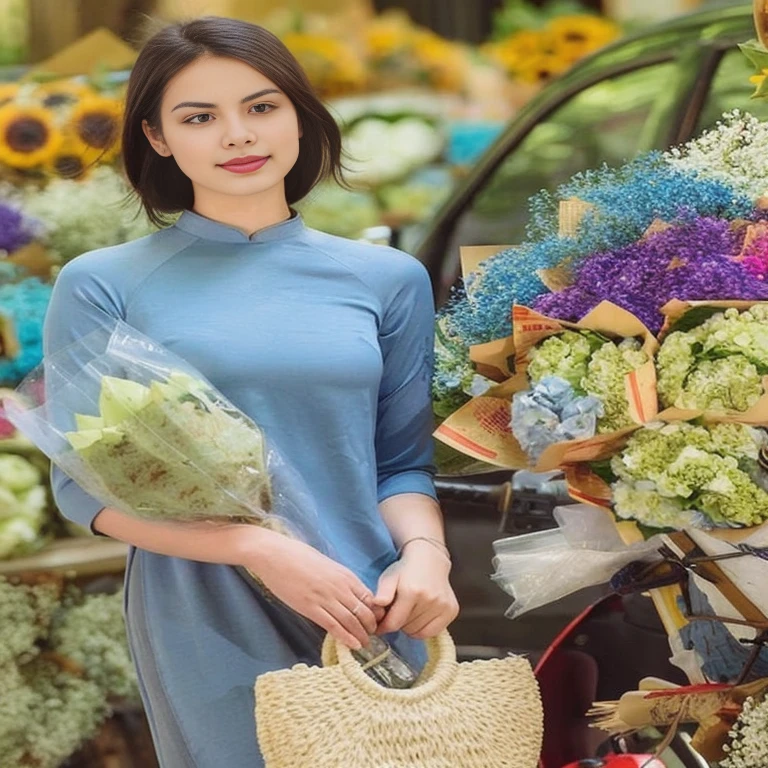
<box><xmin>589</xmin><ymin>459</ymin><xmax>616</xmax><ymax>485</ymax></box>
<box><xmin>666</xmin><ymin>305</ymin><xmax>723</xmax><ymax>335</ymax></box>
<box><xmin>739</xmin><ymin>40</ymin><xmax>768</xmax><ymax>72</ymax></box>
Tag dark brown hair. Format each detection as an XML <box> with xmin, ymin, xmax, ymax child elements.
<box><xmin>122</xmin><ymin>16</ymin><xmax>344</xmax><ymax>227</ymax></box>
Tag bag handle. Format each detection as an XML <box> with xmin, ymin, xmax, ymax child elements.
<box><xmin>320</xmin><ymin>631</ymin><xmax>459</xmax><ymax>702</ymax></box>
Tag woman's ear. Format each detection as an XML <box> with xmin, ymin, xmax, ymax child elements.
<box><xmin>142</xmin><ymin>119</ymin><xmax>172</xmax><ymax>157</ymax></box>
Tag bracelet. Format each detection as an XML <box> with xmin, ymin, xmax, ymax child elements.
<box><xmin>397</xmin><ymin>536</ymin><xmax>451</xmax><ymax>562</ymax></box>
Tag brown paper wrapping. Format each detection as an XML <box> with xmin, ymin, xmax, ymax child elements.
<box><xmin>657</xmin><ymin>300</ymin><xmax>768</xmax><ymax>425</ymax></box>
<box><xmin>558</xmin><ymin>197</ymin><xmax>594</xmax><ymax>237</ymax></box>
<box><xmin>434</xmin><ymin>302</ymin><xmax>658</xmax><ymax>472</ymax></box>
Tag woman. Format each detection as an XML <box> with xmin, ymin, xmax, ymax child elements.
<box><xmin>45</xmin><ymin>16</ymin><xmax>459</xmax><ymax>768</ymax></box>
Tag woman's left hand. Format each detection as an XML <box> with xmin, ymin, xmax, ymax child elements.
<box><xmin>372</xmin><ymin>541</ymin><xmax>459</xmax><ymax>639</ymax></box>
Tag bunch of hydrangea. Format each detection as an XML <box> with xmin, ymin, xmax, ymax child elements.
<box><xmin>657</xmin><ymin>305</ymin><xmax>768</xmax><ymax>412</ymax></box>
<box><xmin>526</xmin><ymin>330</ymin><xmax>648</xmax><ymax>433</ymax></box>
<box><xmin>527</xmin><ymin>330</ymin><xmax>601</xmax><ymax>390</ymax></box>
<box><xmin>0</xmin><ymin>452</ymin><xmax>48</xmax><ymax>559</ymax></box>
<box><xmin>534</xmin><ymin>217</ymin><xmax>768</xmax><ymax>334</ymax></box>
<box><xmin>581</xmin><ymin>339</ymin><xmax>648</xmax><ymax>433</ymax></box>
<box><xmin>666</xmin><ymin>110</ymin><xmax>768</xmax><ymax>202</ymax></box>
<box><xmin>512</xmin><ymin>376</ymin><xmax>602</xmax><ymax>462</ymax></box>
<box><xmin>721</xmin><ymin>695</ymin><xmax>768</xmax><ymax>767</ymax></box>
<box><xmin>609</xmin><ymin>421</ymin><xmax>768</xmax><ymax>529</ymax></box>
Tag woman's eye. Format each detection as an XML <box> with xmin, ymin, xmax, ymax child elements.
<box><xmin>250</xmin><ymin>103</ymin><xmax>275</xmax><ymax>114</ymax></box>
<box><xmin>185</xmin><ymin>114</ymin><xmax>212</xmax><ymax>124</ymax></box>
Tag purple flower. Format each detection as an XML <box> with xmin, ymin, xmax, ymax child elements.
<box><xmin>0</xmin><ymin>202</ymin><xmax>35</xmax><ymax>254</ymax></box>
<box><xmin>533</xmin><ymin>217</ymin><xmax>768</xmax><ymax>333</ymax></box>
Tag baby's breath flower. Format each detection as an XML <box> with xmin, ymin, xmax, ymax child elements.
<box><xmin>722</xmin><ymin>695</ymin><xmax>768</xmax><ymax>767</ymax></box>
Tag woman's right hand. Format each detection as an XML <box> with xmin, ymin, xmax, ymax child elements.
<box><xmin>245</xmin><ymin>528</ymin><xmax>384</xmax><ymax>650</ymax></box>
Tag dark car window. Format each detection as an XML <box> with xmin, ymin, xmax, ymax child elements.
<box><xmin>439</xmin><ymin>61</ymin><xmax>677</xmax><ymax>279</ymax></box>
<box><xmin>696</xmin><ymin>46</ymin><xmax>768</xmax><ymax>132</ymax></box>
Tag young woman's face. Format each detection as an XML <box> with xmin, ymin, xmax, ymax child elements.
<box><xmin>143</xmin><ymin>56</ymin><xmax>302</xmax><ymax>203</ymax></box>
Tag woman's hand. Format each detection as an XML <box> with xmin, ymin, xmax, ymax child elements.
<box><xmin>246</xmin><ymin>529</ymin><xmax>385</xmax><ymax>650</ymax></box>
<box><xmin>372</xmin><ymin>540</ymin><xmax>459</xmax><ymax>639</ymax></box>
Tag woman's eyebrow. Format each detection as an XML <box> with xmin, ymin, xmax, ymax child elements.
<box><xmin>171</xmin><ymin>88</ymin><xmax>282</xmax><ymax>112</ymax></box>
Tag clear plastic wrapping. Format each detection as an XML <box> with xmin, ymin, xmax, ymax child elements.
<box><xmin>492</xmin><ymin>504</ymin><xmax>663</xmax><ymax>618</ymax></box>
<box><xmin>3</xmin><ymin>319</ymin><xmax>323</xmax><ymax>549</ymax></box>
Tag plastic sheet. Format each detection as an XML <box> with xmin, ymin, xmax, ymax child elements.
<box><xmin>492</xmin><ymin>504</ymin><xmax>663</xmax><ymax>618</ymax></box>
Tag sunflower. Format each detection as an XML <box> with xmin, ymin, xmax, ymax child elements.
<box><xmin>514</xmin><ymin>52</ymin><xmax>572</xmax><ymax>85</ymax></box>
<box><xmin>483</xmin><ymin>30</ymin><xmax>553</xmax><ymax>76</ymax></box>
<box><xmin>0</xmin><ymin>104</ymin><xmax>63</xmax><ymax>169</ymax></box>
<box><xmin>547</xmin><ymin>15</ymin><xmax>620</xmax><ymax>62</ymax></box>
<box><xmin>33</xmin><ymin>79</ymin><xmax>94</xmax><ymax>110</ymax></box>
<box><xmin>411</xmin><ymin>31</ymin><xmax>467</xmax><ymax>92</ymax></box>
<box><xmin>68</xmin><ymin>96</ymin><xmax>123</xmax><ymax>163</ymax></box>
<box><xmin>42</xmin><ymin>133</ymin><xmax>93</xmax><ymax>180</ymax></box>
<box><xmin>0</xmin><ymin>83</ymin><xmax>19</xmax><ymax>108</ymax></box>
<box><xmin>282</xmin><ymin>33</ymin><xmax>366</xmax><ymax>96</ymax></box>
<box><xmin>364</xmin><ymin>12</ymin><xmax>414</xmax><ymax>61</ymax></box>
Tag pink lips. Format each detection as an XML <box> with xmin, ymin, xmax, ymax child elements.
<box><xmin>217</xmin><ymin>155</ymin><xmax>269</xmax><ymax>174</ymax></box>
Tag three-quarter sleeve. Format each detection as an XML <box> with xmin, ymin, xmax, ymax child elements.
<box><xmin>43</xmin><ymin>258</ymin><xmax>124</xmax><ymax>532</ymax></box>
<box><xmin>374</xmin><ymin>257</ymin><xmax>438</xmax><ymax>503</ymax></box>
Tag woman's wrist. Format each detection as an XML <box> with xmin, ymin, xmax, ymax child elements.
<box><xmin>398</xmin><ymin>537</ymin><xmax>451</xmax><ymax>569</ymax></box>
<box><xmin>233</xmin><ymin>524</ymin><xmax>284</xmax><ymax>569</ymax></box>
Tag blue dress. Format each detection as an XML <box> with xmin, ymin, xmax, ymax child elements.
<box><xmin>45</xmin><ymin>210</ymin><xmax>438</xmax><ymax>767</ymax></box>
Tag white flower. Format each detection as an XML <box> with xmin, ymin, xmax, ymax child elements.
<box><xmin>722</xmin><ymin>695</ymin><xmax>768</xmax><ymax>767</ymax></box>
<box><xmin>666</xmin><ymin>110</ymin><xmax>768</xmax><ymax>202</ymax></box>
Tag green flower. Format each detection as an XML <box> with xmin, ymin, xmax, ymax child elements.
<box><xmin>582</xmin><ymin>338</ymin><xmax>648</xmax><ymax>433</ymax></box>
<box><xmin>613</xmin><ymin>480</ymin><xmax>694</xmax><ymax>529</ymax></box>
<box><xmin>609</xmin><ymin>422</ymin><xmax>768</xmax><ymax>530</ymax></box>
<box><xmin>657</xmin><ymin>305</ymin><xmax>768</xmax><ymax>413</ymax></box>
<box><xmin>527</xmin><ymin>330</ymin><xmax>601</xmax><ymax>393</ymax></box>
<box><xmin>676</xmin><ymin>356</ymin><xmax>762</xmax><ymax>412</ymax></box>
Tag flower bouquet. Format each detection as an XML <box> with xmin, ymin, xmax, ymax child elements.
<box><xmin>656</xmin><ymin>301</ymin><xmax>768</xmax><ymax>420</ymax></box>
<box><xmin>2</xmin><ymin>319</ymin><xmax>318</xmax><ymax>542</ymax></box>
<box><xmin>433</xmin><ymin>300</ymin><xmax>657</xmax><ymax>472</ymax></box>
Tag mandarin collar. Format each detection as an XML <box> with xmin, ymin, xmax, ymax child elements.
<box><xmin>173</xmin><ymin>209</ymin><xmax>305</xmax><ymax>244</ymax></box>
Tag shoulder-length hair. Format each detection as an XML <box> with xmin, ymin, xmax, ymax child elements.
<box><xmin>122</xmin><ymin>16</ymin><xmax>344</xmax><ymax>227</ymax></box>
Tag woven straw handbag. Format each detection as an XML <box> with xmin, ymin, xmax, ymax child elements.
<box><xmin>255</xmin><ymin>630</ymin><xmax>543</xmax><ymax>767</ymax></box>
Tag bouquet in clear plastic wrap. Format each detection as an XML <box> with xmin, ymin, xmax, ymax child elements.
<box><xmin>2</xmin><ymin>319</ymin><xmax>320</xmax><ymax>545</ymax></box>
<box><xmin>2</xmin><ymin>318</ymin><xmax>418</xmax><ymax>689</ymax></box>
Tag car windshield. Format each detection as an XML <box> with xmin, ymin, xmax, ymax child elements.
<box><xmin>431</xmin><ymin>61</ymin><xmax>677</xmax><ymax>284</ymax></box>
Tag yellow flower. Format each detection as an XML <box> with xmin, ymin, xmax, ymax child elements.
<box><xmin>750</xmin><ymin>68</ymin><xmax>768</xmax><ymax>95</ymax></box>
<box><xmin>0</xmin><ymin>104</ymin><xmax>63</xmax><ymax>169</ymax></box>
<box><xmin>0</xmin><ymin>83</ymin><xmax>19</xmax><ymax>108</ymax></box>
<box><xmin>411</xmin><ymin>31</ymin><xmax>467</xmax><ymax>92</ymax></box>
<box><xmin>547</xmin><ymin>15</ymin><xmax>620</xmax><ymax>62</ymax></box>
<box><xmin>33</xmin><ymin>79</ymin><xmax>94</xmax><ymax>110</ymax></box>
<box><xmin>514</xmin><ymin>52</ymin><xmax>572</xmax><ymax>84</ymax></box>
<box><xmin>68</xmin><ymin>96</ymin><xmax>123</xmax><ymax>163</ymax></box>
<box><xmin>42</xmin><ymin>133</ymin><xmax>93</xmax><ymax>179</ymax></box>
<box><xmin>364</xmin><ymin>12</ymin><xmax>414</xmax><ymax>60</ymax></box>
<box><xmin>282</xmin><ymin>33</ymin><xmax>366</xmax><ymax>96</ymax></box>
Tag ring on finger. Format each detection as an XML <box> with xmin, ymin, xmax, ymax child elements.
<box><xmin>350</xmin><ymin>589</ymin><xmax>373</xmax><ymax>617</ymax></box>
